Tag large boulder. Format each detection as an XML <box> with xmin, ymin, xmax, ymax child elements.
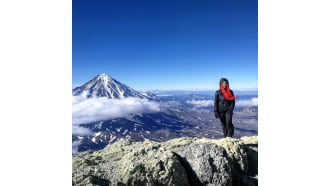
<box><xmin>169</xmin><ymin>142</ymin><xmax>232</xmax><ymax>186</ymax></box>
<box><xmin>117</xmin><ymin>141</ymin><xmax>190</xmax><ymax>186</ymax></box>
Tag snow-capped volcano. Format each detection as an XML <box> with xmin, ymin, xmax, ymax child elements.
<box><xmin>73</xmin><ymin>73</ymin><xmax>154</xmax><ymax>99</ymax></box>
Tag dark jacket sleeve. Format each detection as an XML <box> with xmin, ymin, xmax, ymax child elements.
<box><xmin>228</xmin><ymin>90</ymin><xmax>235</xmax><ymax>112</ymax></box>
<box><xmin>214</xmin><ymin>91</ymin><xmax>219</xmax><ymax>113</ymax></box>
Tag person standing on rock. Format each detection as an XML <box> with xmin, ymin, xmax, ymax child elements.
<box><xmin>214</xmin><ymin>78</ymin><xmax>236</xmax><ymax>138</ymax></box>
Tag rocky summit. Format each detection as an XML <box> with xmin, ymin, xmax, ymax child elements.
<box><xmin>72</xmin><ymin>136</ymin><xmax>258</xmax><ymax>186</ymax></box>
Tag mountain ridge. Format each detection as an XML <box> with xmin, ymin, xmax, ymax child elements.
<box><xmin>72</xmin><ymin>73</ymin><xmax>155</xmax><ymax>100</ymax></box>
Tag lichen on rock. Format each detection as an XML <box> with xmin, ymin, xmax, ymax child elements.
<box><xmin>72</xmin><ymin>136</ymin><xmax>258</xmax><ymax>186</ymax></box>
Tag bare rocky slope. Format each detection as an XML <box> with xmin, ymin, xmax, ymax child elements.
<box><xmin>72</xmin><ymin>136</ymin><xmax>258</xmax><ymax>186</ymax></box>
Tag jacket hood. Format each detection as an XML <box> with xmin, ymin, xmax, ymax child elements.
<box><xmin>219</xmin><ymin>78</ymin><xmax>229</xmax><ymax>85</ymax></box>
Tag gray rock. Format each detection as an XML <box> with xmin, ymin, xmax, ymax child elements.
<box><xmin>117</xmin><ymin>142</ymin><xmax>190</xmax><ymax>186</ymax></box>
<box><xmin>171</xmin><ymin>143</ymin><xmax>232</xmax><ymax>186</ymax></box>
<box><xmin>72</xmin><ymin>136</ymin><xmax>258</xmax><ymax>186</ymax></box>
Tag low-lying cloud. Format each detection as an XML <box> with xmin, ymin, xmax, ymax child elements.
<box><xmin>72</xmin><ymin>140</ymin><xmax>81</xmax><ymax>154</ymax></box>
<box><xmin>72</xmin><ymin>95</ymin><xmax>161</xmax><ymax>125</ymax></box>
<box><xmin>187</xmin><ymin>97</ymin><xmax>258</xmax><ymax>108</ymax></box>
<box><xmin>235</xmin><ymin>97</ymin><xmax>258</xmax><ymax>107</ymax></box>
<box><xmin>72</xmin><ymin>125</ymin><xmax>93</xmax><ymax>136</ymax></box>
<box><xmin>187</xmin><ymin>100</ymin><xmax>213</xmax><ymax>108</ymax></box>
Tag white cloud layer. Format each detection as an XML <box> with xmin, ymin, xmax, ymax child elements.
<box><xmin>235</xmin><ymin>97</ymin><xmax>258</xmax><ymax>107</ymax></box>
<box><xmin>72</xmin><ymin>140</ymin><xmax>81</xmax><ymax>148</ymax></box>
<box><xmin>72</xmin><ymin>95</ymin><xmax>160</xmax><ymax>125</ymax></box>
<box><xmin>72</xmin><ymin>125</ymin><xmax>93</xmax><ymax>136</ymax></box>
<box><xmin>187</xmin><ymin>100</ymin><xmax>213</xmax><ymax>108</ymax></box>
<box><xmin>187</xmin><ymin>97</ymin><xmax>258</xmax><ymax>108</ymax></box>
<box><xmin>72</xmin><ymin>140</ymin><xmax>81</xmax><ymax>154</ymax></box>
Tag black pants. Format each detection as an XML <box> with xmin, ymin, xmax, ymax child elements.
<box><xmin>219</xmin><ymin>111</ymin><xmax>234</xmax><ymax>137</ymax></box>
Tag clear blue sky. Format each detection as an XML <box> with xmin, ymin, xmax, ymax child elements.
<box><xmin>73</xmin><ymin>0</ymin><xmax>258</xmax><ymax>91</ymax></box>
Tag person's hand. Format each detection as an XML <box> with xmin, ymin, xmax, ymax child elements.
<box><xmin>215</xmin><ymin>113</ymin><xmax>219</xmax><ymax>118</ymax></box>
